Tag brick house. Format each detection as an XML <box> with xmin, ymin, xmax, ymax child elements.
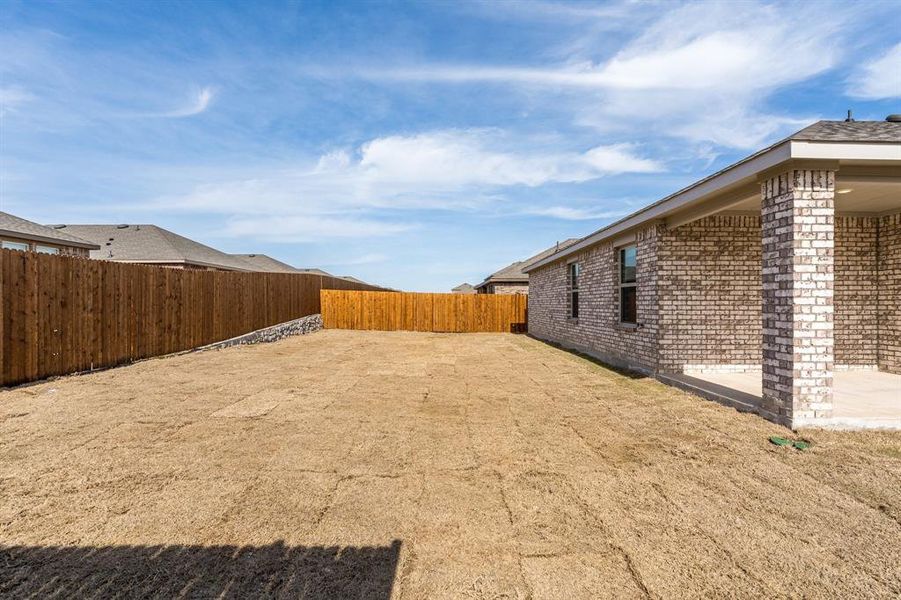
<box><xmin>476</xmin><ymin>239</ymin><xmax>578</xmax><ymax>295</ymax></box>
<box><xmin>524</xmin><ymin>119</ymin><xmax>901</xmax><ymax>430</ymax></box>
<box><xmin>0</xmin><ymin>211</ymin><xmax>100</xmax><ymax>257</ymax></box>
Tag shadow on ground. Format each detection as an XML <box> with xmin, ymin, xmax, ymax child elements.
<box><xmin>0</xmin><ymin>540</ymin><xmax>401</xmax><ymax>599</ymax></box>
<box><xmin>529</xmin><ymin>336</ymin><xmax>648</xmax><ymax>380</ymax></box>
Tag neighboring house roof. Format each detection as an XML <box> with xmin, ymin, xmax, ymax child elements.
<box><xmin>524</xmin><ymin>120</ymin><xmax>901</xmax><ymax>273</ymax></box>
<box><xmin>0</xmin><ymin>211</ymin><xmax>100</xmax><ymax>250</ymax></box>
<box><xmin>51</xmin><ymin>224</ymin><xmax>253</xmax><ymax>271</ymax></box>
<box><xmin>339</xmin><ymin>275</ymin><xmax>369</xmax><ymax>285</ymax></box>
<box><xmin>476</xmin><ymin>239</ymin><xmax>579</xmax><ymax>289</ymax></box>
<box><xmin>297</xmin><ymin>268</ymin><xmax>333</xmax><ymax>277</ymax></box>
<box><xmin>231</xmin><ymin>253</ymin><xmax>300</xmax><ymax>273</ymax></box>
<box><xmin>452</xmin><ymin>283</ymin><xmax>476</xmax><ymax>293</ymax></box>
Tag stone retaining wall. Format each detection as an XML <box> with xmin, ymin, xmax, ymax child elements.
<box><xmin>198</xmin><ymin>314</ymin><xmax>323</xmax><ymax>351</ymax></box>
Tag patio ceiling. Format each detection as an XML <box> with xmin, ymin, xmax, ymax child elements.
<box><xmin>713</xmin><ymin>175</ymin><xmax>901</xmax><ymax>215</ymax></box>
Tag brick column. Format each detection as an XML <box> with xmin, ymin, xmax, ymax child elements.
<box><xmin>760</xmin><ymin>169</ymin><xmax>835</xmax><ymax>427</ymax></box>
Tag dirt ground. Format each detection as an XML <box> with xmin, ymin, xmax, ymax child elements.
<box><xmin>2</xmin><ymin>330</ymin><xmax>900</xmax><ymax>598</ymax></box>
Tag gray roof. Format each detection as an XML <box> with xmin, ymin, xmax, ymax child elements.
<box><xmin>477</xmin><ymin>239</ymin><xmax>579</xmax><ymax>288</ymax></box>
<box><xmin>231</xmin><ymin>253</ymin><xmax>300</xmax><ymax>273</ymax></box>
<box><xmin>0</xmin><ymin>211</ymin><xmax>100</xmax><ymax>249</ymax></box>
<box><xmin>339</xmin><ymin>275</ymin><xmax>369</xmax><ymax>285</ymax></box>
<box><xmin>297</xmin><ymin>268</ymin><xmax>333</xmax><ymax>277</ymax></box>
<box><xmin>788</xmin><ymin>120</ymin><xmax>901</xmax><ymax>143</ymax></box>
<box><xmin>452</xmin><ymin>282</ymin><xmax>476</xmax><ymax>293</ymax></box>
<box><xmin>52</xmin><ymin>224</ymin><xmax>253</xmax><ymax>271</ymax></box>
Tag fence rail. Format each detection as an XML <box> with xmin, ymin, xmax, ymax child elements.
<box><xmin>321</xmin><ymin>290</ymin><xmax>527</xmax><ymax>333</ymax></box>
<box><xmin>0</xmin><ymin>249</ymin><xmax>383</xmax><ymax>386</ymax></box>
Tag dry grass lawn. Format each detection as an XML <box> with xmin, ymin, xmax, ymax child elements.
<box><xmin>2</xmin><ymin>330</ymin><xmax>900</xmax><ymax>598</ymax></box>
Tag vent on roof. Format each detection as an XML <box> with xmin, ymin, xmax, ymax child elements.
<box><xmin>52</xmin><ymin>224</ymin><xmax>66</xmax><ymax>229</ymax></box>
<box><xmin>116</xmin><ymin>224</ymin><xmax>128</xmax><ymax>229</ymax></box>
<box><xmin>844</xmin><ymin>109</ymin><xmax>854</xmax><ymax>122</ymax></box>
<box><xmin>887</xmin><ymin>114</ymin><xmax>901</xmax><ymax>123</ymax></box>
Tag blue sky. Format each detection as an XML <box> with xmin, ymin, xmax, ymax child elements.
<box><xmin>1</xmin><ymin>0</ymin><xmax>899</xmax><ymax>291</ymax></box>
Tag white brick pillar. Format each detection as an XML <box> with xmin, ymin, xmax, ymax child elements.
<box><xmin>760</xmin><ymin>169</ymin><xmax>835</xmax><ymax>427</ymax></box>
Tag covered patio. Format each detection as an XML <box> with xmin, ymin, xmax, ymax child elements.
<box><xmin>657</xmin><ymin>121</ymin><xmax>901</xmax><ymax>430</ymax></box>
<box><xmin>666</xmin><ymin>370</ymin><xmax>901</xmax><ymax>430</ymax></box>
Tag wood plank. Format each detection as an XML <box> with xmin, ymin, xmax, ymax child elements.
<box><xmin>318</xmin><ymin>289</ymin><xmax>528</xmax><ymax>334</ymax></box>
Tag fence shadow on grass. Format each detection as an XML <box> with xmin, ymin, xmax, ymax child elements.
<box><xmin>0</xmin><ymin>540</ymin><xmax>402</xmax><ymax>599</ymax></box>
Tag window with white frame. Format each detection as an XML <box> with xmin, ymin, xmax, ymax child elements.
<box><xmin>568</xmin><ymin>262</ymin><xmax>581</xmax><ymax>319</ymax></box>
<box><xmin>2</xmin><ymin>240</ymin><xmax>29</xmax><ymax>251</ymax></box>
<box><xmin>619</xmin><ymin>246</ymin><xmax>636</xmax><ymax>324</ymax></box>
<box><xmin>35</xmin><ymin>245</ymin><xmax>60</xmax><ymax>255</ymax></box>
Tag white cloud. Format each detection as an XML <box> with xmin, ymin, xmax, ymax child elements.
<box><xmin>335</xmin><ymin>2</ymin><xmax>845</xmax><ymax>149</ymax></box>
<box><xmin>522</xmin><ymin>206</ymin><xmax>629</xmax><ymax>220</ymax></box>
<box><xmin>358</xmin><ymin>130</ymin><xmax>661</xmax><ymax>187</ymax></box>
<box><xmin>172</xmin><ymin>86</ymin><xmax>215</xmax><ymax>117</ymax></box>
<box><xmin>162</xmin><ymin>129</ymin><xmax>661</xmax><ymax>241</ymax></box>
<box><xmin>158</xmin><ymin>86</ymin><xmax>216</xmax><ymax>118</ymax></box>
<box><xmin>222</xmin><ymin>215</ymin><xmax>412</xmax><ymax>243</ymax></box>
<box><xmin>364</xmin><ymin>4</ymin><xmax>837</xmax><ymax>93</ymax></box>
<box><xmin>166</xmin><ymin>128</ymin><xmax>662</xmax><ymax>215</ymax></box>
<box><xmin>847</xmin><ymin>43</ymin><xmax>901</xmax><ymax>99</ymax></box>
<box><xmin>0</xmin><ymin>86</ymin><xmax>33</xmax><ymax>116</ymax></box>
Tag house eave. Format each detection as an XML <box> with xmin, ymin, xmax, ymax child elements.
<box><xmin>475</xmin><ymin>277</ymin><xmax>528</xmax><ymax>288</ymax></box>
<box><xmin>0</xmin><ymin>228</ymin><xmax>101</xmax><ymax>250</ymax></box>
<box><xmin>102</xmin><ymin>258</ymin><xmax>251</xmax><ymax>271</ymax></box>
<box><xmin>524</xmin><ymin>139</ymin><xmax>901</xmax><ymax>273</ymax></box>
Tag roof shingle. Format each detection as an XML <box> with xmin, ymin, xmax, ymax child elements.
<box><xmin>788</xmin><ymin>120</ymin><xmax>901</xmax><ymax>143</ymax></box>
<box><xmin>52</xmin><ymin>224</ymin><xmax>253</xmax><ymax>271</ymax></box>
<box><xmin>231</xmin><ymin>254</ymin><xmax>301</xmax><ymax>273</ymax></box>
<box><xmin>0</xmin><ymin>212</ymin><xmax>100</xmax><ymax>249</ymax></box>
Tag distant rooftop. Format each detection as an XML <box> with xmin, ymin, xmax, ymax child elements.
<box><xmin>339</xmin><ymin>275</ymin><xmax>369</xmax><ymax>285</ymax></box>
<box><xmin>296</xmin><ymin>268</ymin><xmax>333</xmax><ymax>277</ymax></box>
<box><xmin>231</xmin><ymin>253</ymin><xmax>300</xmax><ymax>273</ymax></box>
<box><xmin>52</xmin><ymin>224</ymin><xmax>253</xmax><ymax>271</ymax></box>
<box><xmin>0</xmin><ymin>212</ymin><xmax>99</xmax><ymax>249</ymax></box>
<box><xmin>476</xmin><ymin>239</ymin><xmax>579</xmax><ymax>288</ymax></box>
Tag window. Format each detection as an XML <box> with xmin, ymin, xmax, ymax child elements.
<box><xmin>568</xmin><ymin>262</ymin><xmax>580</xmax><ymax>319</ymax></box>
<box><xmin>619</xmin><ymin>246</ymin><xmax>637</xmax><ymax>324</ymax></box>
<box><xmin>35</xmin><ymin>245</ymin><xmax>60</xmax><ymax>255</ymax></box>
<box><xmin>2</xmin><ymin>240</ymin><xmax>29</xmax><ymax>251</ymax></box>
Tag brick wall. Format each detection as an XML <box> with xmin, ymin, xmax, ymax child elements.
<box><xmin>528</xmin><ymin>224</ymin><xmax>661</xmax><ymax>373</ymax></box>
<box><xmin>657</xmin><ymin>215</ymin><xmax>762</xmax><ymax>373</ymax></box>
<box><xmin>492</xmin><ymin>283</ymin><xmax>529</xmax><ymax>295</ymax></box>
<box><xmin>879</xmin><ymin>213</ymin><xmax>901</xmax><ymax>374</ymax></box>
<box><xmin>529</xmin><ymin>204</ymin><xmax>893</xmax><ymax>393</ymax></box>
<box><xmin>835</xmin><ymin>217</ymin><xmax>879</xmax><ymax>368</ymax></box>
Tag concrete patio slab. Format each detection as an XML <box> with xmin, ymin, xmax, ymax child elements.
<box><xmin>677</xmin><ymin>369</ymin><xmax>901</xmax><ymax>430</ymax></box>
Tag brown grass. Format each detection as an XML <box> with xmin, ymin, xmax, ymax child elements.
<box><xmin>1</xmin><ymin>330</ymin><xmax>899</xmax><ymax>598</ymax></box>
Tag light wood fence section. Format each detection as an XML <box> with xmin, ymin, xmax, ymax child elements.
<box><xmin>321</xmin><ymin>290</ymin><xmax>528</xmax><ymax>333</ymax></box>
<box><xmin>0</xmin><ymin>249</ymin><xmax>384</xmax><ymax>386</ymax></box>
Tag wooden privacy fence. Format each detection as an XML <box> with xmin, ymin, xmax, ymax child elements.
<box><xmin>321</xmin><ymin>290</ymin><xmax>528</xmax><ymax>333</ymax></box>
<box><xmin>0</xmin><ymin>249</ymin><xmax>384</xmax><ymax>386</ymax></box>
